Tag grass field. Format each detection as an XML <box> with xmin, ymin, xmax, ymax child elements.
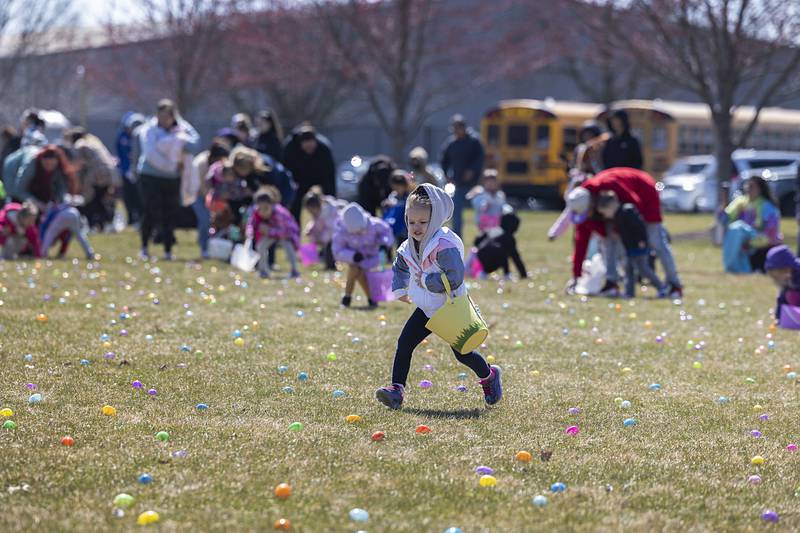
<box><xmin>1</xmin><ymin>211</ymin><xmax>799</xmax><ymax>532</ymax></box>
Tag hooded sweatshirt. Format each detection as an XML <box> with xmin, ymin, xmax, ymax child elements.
<box><xmin>306</xmin><ymin>195</ymin><xmax>345</xmax><ymax>245</ymax></box>
<box><xmin>765</xmin><ymin>245</ymin><xmax>800</xmax><ymax>318</ymax></box>
<box><xmin>0</xmin><ymin>203</ymin><xmax>41</xmax><ymax>258</ymax></box>
<box><xmin>137</xmin><ymin>116</ymin><xmax>200</xmax><ymax>179</ymax></box>
<box><xmin>602</xmin><ymin>110</ymin><xmax>643</xmax><ymax>170</ymax></box>
<box><xmin>392</xmin><ymin>183</ymin><xmax>467</xmax><ymax>318</ymax></box>
<box><xmin>331</xmin><ymin>202</ymin><xmax>392</xmax><ymax>270</ymax></box>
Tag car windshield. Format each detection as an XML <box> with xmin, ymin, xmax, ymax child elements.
<box><xmin>666</xmin><ymin>160</ymin><xmax>708</xmax><ymax>176</ymax></box>
<box><xmin>745</xmin><ymin>158</ymin><xmax>797</xmax><ymax>170</ymax></box>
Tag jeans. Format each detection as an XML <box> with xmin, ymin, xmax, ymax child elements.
<box><xmin>122</xmin><ymin>176</ymin><xmax>142</xmax><ymax>225</ymax></box>
<box><xmin>391</xmin><ymin>307</ymin><xmax>490</xmax><ymax>386</ymax></box>
<box><xmin>139</xmin><ymin>174</ymin><xmax>180</xmax><ymax>253</ymax></box>
<box><xmin>646</xmin><ymin>223</ymin><xmax>681</xmax><ymax>287</ymax></box>
<box><xmin>190</xmin><ymin>197</ymin><xmax>210</xmax><ymax>255</ymax></box>
<box><xmin>625</xmin><ymin>253</ymin><xmax>665</xmax><ymax>297</ymax></box>
<box><xmin>41</xmin><ymin>206</ymin><xmax>93</xmax><ymax>258</ymax></box>
<box><xmin>256</xmin><ymin>238</ymin><xmax>298</xmax><ymax>276</ymax></box>
<box><xmin>451</xmin><ymin>187</ymin><xmax>468</xmax><ymax>237</ymax></box>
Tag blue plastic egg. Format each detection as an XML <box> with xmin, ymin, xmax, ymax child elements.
<box><xmin>550</xmin><ymin>482</ymin><xmax>566</xmax><ymax>493</ymax></box>
<box><xmin>138</xmin><ymin>473</ymin><xmax>152</xmax><ymax>484</ymax></box>
<box><xmin>349</xmin><ymin>508</ymin><xmax>369</xmax><ymax>522</ymax></box>
<box><xmin>532</xmin><ymin>494</ymin><xmax>548</xmax><ymax>507</ymax></box>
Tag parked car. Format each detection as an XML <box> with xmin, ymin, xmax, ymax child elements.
<box><xmin>336</xmin><ymin>154</ymin><xmax>446</xmax><ymax>202</ymax></box>
<box><xmin>659</xmin><ymin>150</ymin><xmax>800</xmax><ymax>213</ymax></box>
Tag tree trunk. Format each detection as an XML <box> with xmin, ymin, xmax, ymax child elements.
<box><xmin>391</xmin><ymin>125</ymin><xmax>408</xmax><ymax>163</ymax></box>
<box><xmin>711</xmin><ymin>112</ymin><xmax>735</xmax><ymax>209</ymax></box>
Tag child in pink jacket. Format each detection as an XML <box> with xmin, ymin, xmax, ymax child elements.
<box><xmin>332</xmin><ymin>202</ymin><xmax>392</xmax><ymax>308</ymax></box>
<box><xmin>246</xmin><ymin>187</ymin><xmax>300</xmax><ymax>279</ymax></box>
<box><xmin>0</xmin><ymin>202</ymin><xmax>41</xmax><ymax>259</ymax></box>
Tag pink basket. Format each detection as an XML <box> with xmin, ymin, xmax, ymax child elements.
<box><xmin>298</xmin><ymin>243</ymin><xmax>319</xmax><ymax>266</ymax></box>
<box><xmin>468</xmin><ymin>254</ymin><xmax>484</xmax><ymax>279</ymax></box>
<box><xmin>366</xmin><ymin>270</ymin><xmax>395</xmax><ymax>302</ymax></box>
<box><xmin>779</xmin><ymin>305</ymin><xmax>800</xmax><ymax>330</ymax></box>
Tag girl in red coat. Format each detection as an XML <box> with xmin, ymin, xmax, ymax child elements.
<box><xmin>0</xmin><ymin>202</ymin><xmax>41</xmax><ymax>259</ymax></box>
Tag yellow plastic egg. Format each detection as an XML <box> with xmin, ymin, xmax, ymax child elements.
<box><xmin>479</xmin><ymin>475</ymin><xmax>497</xmax><ymax>487</ymax></box>
<box><xmin>101</xmin><ymin>405</ymin><xmax>117</xmax><ymax>416</ymax></box>
<box><xmin>751</xmin><ymin>455</ymin><xmax>765</xmax><ymax>465</ymax></box>
<box><xmin>234</xmin><ymin>337</ymin><xmax>245</xmax><ymax>347</ymax></box>
<box><xmin>486</xmin><ymin>355</ymin><xmax>496</xmax><ymax>364</ymax></box>
<box><xmin>0</xmin><ymin>408</ymin><xmax>13</xmax><ymax>417</ymax></box>
<box><xmin>137</xmin><ymin>511</ymin><xmax>160</xmax><ymax>525</ymax></box>
<box><xmin>345</xmin><ymin>414</ymin><xmax>362</xmax><ymax>423</ymax></box>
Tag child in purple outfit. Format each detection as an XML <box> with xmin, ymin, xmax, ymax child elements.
<box><xmin>765</xmin><ymin>245</ymin><xmax>800</xmax><ymax>327</ymax></box>
<box><xmin>332</xmin><ymin>202</ymin><xmax>392</xmax><ymax>308</ymax></box>
<box><xmin>246</xmin><ymin>187</ymin><xmax>300</xmax><ymax>279</ymax></box>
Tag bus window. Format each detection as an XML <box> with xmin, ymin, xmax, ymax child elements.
<box><xmin>536</xmin><ymin>125</ymin><xmax>549</xmax><ymax>149</ymax></box>
<box><xmin>487</xmin><ymin>125</ymin><xmax>500</xmax><ymax>147</ymax></box>
<box><xmin>562</xmin><ymin>127</ymin><xmax>578</xmax><ymax>151</ymax></box>
<box><xmin>506</xmin><ymin>161</ymin><xmax>529</xmax><ymax>174</ymax></box>
<box><xmin>652</xmin><ymin>126</ymin><xmax>667</xmax><ymax>151</ymax></box>
<box><xmin>507</xmin><ymin>125</ymin><xmax>529</xmax><ymax>147</ymax></box>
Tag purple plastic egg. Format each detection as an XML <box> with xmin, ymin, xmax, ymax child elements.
<box><xmin>565</xmin><ymin>425</ymin><xmax>580</xmax><ymax>435</ymax></box>
<box><xmin>104</xmin><ymin>352</ymin><xmax>116</xmax><ymax>360</ymax></box>
<box><xmin>456</xmin><ymin>385</ymin><xmax>467</xmax><ymax>392</ymax></box>
<box><xmin>25</xmin><ymin>383</ymin><xmax>37</xmax><ymax>390</ymax></box>
<box><xmin>748</xmin><ymin>475</ymin><xmax>762</xmax><ymax>485</ymax></box>
<box><xmin>147</xmin><ymin>388</ymin><xmax>157</xmax><ymax>396</ymax></box>
<box><xmin>762</xmin><ymin>510</ymin><xmax>779</xmax><ymax>522</ymax></box>
<box><xmin>568</xmin><ymin>407</ymin><xmax>581</xmax><ymax>415</ymax></box>
<box><xmin>419</xmin><ymin>380</ymin><xmax>433</xmax><ymax>389</ymax></box>
<box><xmin>131</xmin><ymin>380</ymin><xmax>143</xmax><ymax>389</ymax></box>
<box><xmin>475</xmin><ymin>465</ymin><xmax>494</xmax><ymax>475</ymax></box>
<box><xmin>759</xmin><ymin>413</ymin><xmax>769</xmax><ymax>421</ymax></box>
<box><xmin>751</xmin><ymin>430</ymin><xmax>762</xmax><ymax>438</ymax></box>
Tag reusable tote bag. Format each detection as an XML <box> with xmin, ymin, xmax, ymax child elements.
<box><xmin>231</xmin><ymin>238</ymin><xmax>260</xmax><ymax>272</ymax></box>
<box><xmin>426</xmin><ymin>273</ymin><xmax>489</xmax><ymax>354</ymax></box>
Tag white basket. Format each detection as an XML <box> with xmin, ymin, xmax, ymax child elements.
<box><xmin>208</xmin><ymin>237</ymin><xmax>234</xmax><ymax>260</ymax></box>
<box><xmin>231</xmin><ymin>239</ymin><xmax>260</xmax><ymax>272</ymax></box>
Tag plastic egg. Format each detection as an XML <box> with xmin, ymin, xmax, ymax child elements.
<box><xmin>759</xmin><ymin>413</ymin><xmax>769</xmax><ymax>421</ymax></box>
<box><xmin>274</xmin><ymin>518</ymin><xmax>291</xmax><ymax>530</ymax></box>
<box><xmin>568</xmin><ymin>407</ymin><xmax>581</xmax><ymax>415</ymax></box>
<box><xmin>692</xmin><ymin>361</ymin><xmax>702</xmax><ymax>369</ymax></box>
<box><xmin>345</xmin><ymin>414</ymin><xmax>362</xmax><ymax>423</ymax></box>
<box><xmin>155</xmin><ymin>431</ymin><xmax>170</xmax><ymax>442</ymax></box>
<box><xmin>234</xmin><ymin>337</ymin><xmax>244</xmax><ymax>347</ymax></box>
<box><xmin>138</xmin><ymin>473</ymin><xmax>152</xmax><ymax>484</ymax></box>
<box><xmin>371</xmin><ymin>431</ymin><xmax>385</xmax><ymax>442</ymax></box>
<box><xmin>102</xmin><ymin>405</ymin><xmax>117</xmax><ymax>416</ymax></box>
<box><xmin>444</xmin><ymin>528</ymin><xmax>462</xmax><ymax>533</ymax></box>
<box><xmin>621</xmin><ymin>367</ymin><xmax>632</xmax><ymax>374</ymax></box>
<box><xmin>620</xmin><ymin>400</ymin><xmax>631</xmax><ymax>409</ymax></box>
<box><xmin>113</xmin><ymin>493</ymin><xmax>135</xmax><ymax>508</ymax></box>
<box><xmin>80</xmin><ymin>359</ymin><xmax>91</xmax><ymax>366</ymax></box>
<box><xmin>748</xmin><ymin>475</ymin><xmax>762</xmax><ymax>485</ymax></box>
<box><xmin>36</xmin><ymin>313</ymin><xmax>48</xmax><ymax>322</ymax></box>
<box><xmin>580</xmin><ymin>351</ymin><xmax>589</xmax><ymax>358</ymax></box>
<box><xmin>751</xmin><ymin>430</ymin><xmax>762</xmax><ymax>438</ymax></box>
<box><xmin>649</xmin><ymin>383</ymin><xmax>661</xmax><ymax>391</ymax></box>
<box><xmin>349</xmin><ymin>508</ymin><xmax>369</xmax><ymax>522</ymax></box>
<box><xmin>277</xmin><ymin>365</ymin><xmax>288</xmax><ymax>374</ymax></box>
<box><xmin>623</xmin><ymin>418</ymin><xmax>637</xmax><ymax>427</ymax></box>
<box><xmin>614</xmin><ymin>397</ymin><xmax>624</xmax><ymax>405</ymax></box>
<box><xmin>550</xmin><ymin>482</ymin><xmax>566</xmax><ymax>493</ymax></box>
<box><xmin>297</xmin><ymin>372</ymin><xmax>309</xmax><ymax>382</ymax></box>
<box><xmin>751</xmin><ymin>455</ymin><xmax>765</xmax><ymax>465</ymax></box>
<box><xmin>0</xmin><ymin>408</ymin><xmax>13</xmax><ymax>417</ymax></box>
<box><xmin>415</xmin><ymin>424</ymin><xmax>431</xmax><ymax>434</ymax></box>
<box><xmin>147</xmin><ymin>389</ymin><xmax>157</xmax><ymax>396</ymax></box>
<box><xmin>132</xmin><ymin>380</ymin><xmax>143</xmax><ymax>389</ymax></box>
<box><xmin>787</xmin><ymin>372</ymin><xmax>797</xmax><ymax>380</ymax></box>
<box><xmin>419</xmin><ymin>380</ymin><xmax>433</xmax><ymax>389</ymax></box>
<box><xmin>458</xmin><ymin>372</ymin><xmax>468</xmax><ymax>380</ymax></box>
<box><xmin>486</xmin><ymin>355</ymin><xmax>496</xmax><ymax>364</ymax></box>
<box><xmin>274</xmin><ymin>483</ymin><xmax>292</xmax><ymax>499</ymax></box>
<box><xmin>532</xmin><ymin>495</ymin><xmax>548</xmax><ymax>507</ymax></box>
<box><xmin>3</xmin><ymin>420</ymin><xmax>16</xmax><ymax>430</ymax></box>
<box><xmin>332</xmin><ymin>390</ymin><xmax>346</xmax><ymax>398</ymax></box>
<box><xmin>28</xmin><ymin>393</ymin><xmax>42</xmax><ymax>404</ymax></box>
<box><xmin>515</xmin><ymin>450</ymin><xmax>532</xmax><ymax>462</ymax></box>
<box><xmin>565</xmin><ymin>426</ymin><xmax>579</xmax><ymax>435</ymax></box>
<box><xmin>196</xmin><ymin>403</ymin><xmax>208</xmax><ymax>410</ymax></box>
<box><xmin>475</xmin><ymin>465</ymin><xmax>494</xmax><ymax>475</ymax></box>
<box><xmin>479</xmin><ymin>475</ymin><xmax>497</xmax><ymax>487</ymax></box>
<box><xmin>61</xmin><ymin>436</ymin><xmax>74</xmax><ymax>446</ymax></box>
<box><xmin>456</xmin><ymin>385</ymin><xmax>467</xmax><ymax>392</ymax></box>
<box><xmin>787</xmin><ymin>444</ymin><xmax>798</xmax><ymax>452</ymax></box>
<box><xmin>282</xmin><ymin>386</ymin><xmax>294</xmax><ymax>394</ymax></box>
<box><xmin>136</xmin><ymin>511</ymin><xmax>160</xmax><ymax>525</ymax></box>
<box><xmin>288</xmin><ymin>422</ymin><xmax>303</xmax><ymax>431</ymax></box>
<box><xmin>718</xmin><ymin>396</ymin><xmax>730</xmax><ymax>404</ymax></box>
<box><xmin>327</xmin><ymin>352</ymin><xmax>337</xmax><ymax>361</ymax></box>
<box><xmin>762</xmin><ymin>510</ymin><xmax>779</xmax><ymax>523</ymax></box>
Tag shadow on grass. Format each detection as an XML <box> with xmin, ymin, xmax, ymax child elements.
<box><xmin>403</xmin><ymin>407</ymin><xmax>482</xmax><ymax>419</ymax></box>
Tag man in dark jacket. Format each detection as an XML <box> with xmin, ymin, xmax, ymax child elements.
<box><xmin>283</xmin><ymin>123</ymin><xmax>336</xmax><ymax>221</ymax></box>
<box><xmin>440</xmin><ymin>114</ymin><xmax>484</xmax><ymax>236</ymax></box>
<box><xmin>601</xmin><ymin>109</ymin><xmax>643</xmax><ymax>171</ymax></box>
<box><xmin>357</xmin><ymin>155</ymin><xmax>395</xmax><ymax>215</ymax></box>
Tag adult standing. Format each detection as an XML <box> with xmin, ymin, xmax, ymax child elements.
<box><xmin>440</xmin><ymin>114</ymin><xmax>484</xmax><ymax>236</ymax></box>
<box><xmin>408</xmin><ymin>147</ymin><xmax>438</xmax><ymax>186</ymax></box>
<box><xmin>357</xmin><ymin>155</ymin><xmax>395</xmax><ymax>216</ymax></box>
<box><xmin>601</xmin><ymin>109</ymin><xmax>643</xmax><ymax>170</ymax></box>
<box><xmin>283</xmin><ymin>123</ymin><xmax>336</xmax><ymax>221</ymax></box>
<box><xmin>115</xmin><ymin>112</ymin><xmax>145</xmax><ymax>225</ymax></box>
<box><xmin>137</xmin><ymin>99</ymin><xmax>200</xmax><ymax>260</ymax></box>
<box><xmin>254</xmin><ymin>109</ymin><xmax>284</xmax><ymax>163</ymax></box>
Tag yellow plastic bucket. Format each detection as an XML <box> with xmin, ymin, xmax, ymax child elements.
<box><xmin>426</xmin><ymin>274</ymin><xmax>489</xmax><ymax>354</ymax></box>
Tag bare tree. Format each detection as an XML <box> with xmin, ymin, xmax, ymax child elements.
<box><xmin>98</xmin><ymin>0</ymin><xmax>241</xmax><ymax>116</ymax></box>
<box><xmin>0</xmin><ymin>0</ymin><xmax>78</xmax><ymax>123</ymax></box>
<box><xmin>316</xmin><ymin>0</ymin><xmax>546</xmax><ymax>160</ymax></box>
<box><xmin>226</xmin><ymin>1</ymin><xmax>355</xmax><ymax>130</ymax></box>
<box><xmin>590</xmin><ymin>0</ymin><xmax>800</xmax><ymax>198</ymax></box>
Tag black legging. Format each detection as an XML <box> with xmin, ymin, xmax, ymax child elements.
<box><xmin>392</xmin><ymin>307</ymin><xmax>490</xmax><ymax>386</ymax></box>
<box><xmin>139</xmin><ymin>174</ymin><xmax>180</xmax><ymax>253</ymax></box>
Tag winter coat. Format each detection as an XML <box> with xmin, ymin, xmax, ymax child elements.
<box><xmin>724</xmin><ymin>196</ymin><xmax>781</xmax><ymax>246</ymax></box>
<box><xmin>392</xmin><ymin>183</ymin><xmax>466</xmax><ymax>318</ymax></box>
<box><xmin>357</xmin><ymin>156</ymin><xmax>395</xmax><ymax>215</ymax></box>
<box><xmin>332</xmin><ymin>204</ymin><xmax>392</xmax><ymax>270</ymax></box>
<box><xmin>765</xmin><ymin>245</ymin><xmax>800</xmax><ymax>320</ymax></box>
<box><xmin>383</xmin><ymin>191</ymin><xmax>408</xmax><ymax>239</ymax></box>
<box><xmin>602</xmin><ymin>110</ymin><xmax>643</xmax><ymax>170</ymax></box>
<box><xmin>283</xmin><ymin>132</ymin><xmax>336</xmax><ymax>196</ymax></box>
<box><xmin>611</xmin><ymin>203</ymin><xmax>649</xmax><ymax>255</ymax></box>
<box><xmin>440</xmin><ymin>129</ymin><xmax>484</xmax><ymax>188</ymax></box>
<box><xmin>73</xmin><ymin>134</ymin><xmax>122</xmax><ymax>203</ymax></box>
<box><xmin>470</xmin><ymin>189</ymin><xmax>506</xmax><ymax>231</ymax></box>
<box><xmin>255</xmin><ymin>130</ymin><xmax>283</xmax><ymax>163</ymax></box>
<box><xmin>247</xmin><ymin>203</ymin><xmax>300</xmax><ymax>249</ymax></box>
<box><xmin>137</xmin><ymin>117</ymin><xmax>200</xmax><ymax>179</ymax></box>
<box><xmin>306</xmin><ymin>196</ymin><xmax>344</xmax><ymax>245</ymax></box>
<box><xmin>0</xmin><ymin>203</ymin><xmax>41</xmax><ymax>258</ymax></box>
<box><xmin>474</xmin><ymin>212</ymin><xmax>527</xmax><ymax>277</ymax></box>
<box><xmin>571</xmin><ymin>168</ymin><xmax>662</xmax><ymax>278</ymax></box>
<box><xmin>2</xmin><ymin>146</ymin><xmax>39</xmax><ymax>201</ymax></box>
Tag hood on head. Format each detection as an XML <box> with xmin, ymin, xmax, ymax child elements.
<box><xmin>406</xmin><ymin>183</ymin><xmax>454</xmax><ymax>259</ymax></box>
<box><xmin>342</xmin><ymin>202</ymin><xmax>368</xmax><ymax>233</ymax></box>
<box><xmin>766</xmin><ymin>245</ymin><xmax>797</xmax><ymax>271</ymax></box>
<box><xmin>606</xmin><ymin>109</ymin><xmax>630</xmax><ymax>135</ymax></box>
<box><xmin>566</xmin><ymin>186</ymin><xmax>591</xmax><ymax>215</ymax></box>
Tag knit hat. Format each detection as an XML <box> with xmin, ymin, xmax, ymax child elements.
<box><xmin>766</xmin><ymin>245</ymin><xmax>797</xmax><ymax>271</ymax></box>
<box><xmin>342</xmin><ymin>203</ymin><xmax>368</xmax><ymax>233</ymax></box>
<box><xmin>566</xmin><ymin>187</ymin><xmax>591</xmax><ymax>214</ymax></box>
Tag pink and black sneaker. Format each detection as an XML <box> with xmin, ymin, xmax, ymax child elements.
<box><xmin>480</xmin><ymin>365</ymin><xmax>503</xmax><ymax>406</ymax></box>
<box><xmin>376</xmin><ymin>383</ymin><xmax>404</xmax><ymax>410</ymax></box>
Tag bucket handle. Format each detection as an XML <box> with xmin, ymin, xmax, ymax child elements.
<box><xmin>440</xmin><ymin>272</ymin><xmax>454</xmax><ymax>303</ymax></box>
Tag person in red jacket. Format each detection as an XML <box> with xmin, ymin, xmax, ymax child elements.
<box><xmin>0</xmin><ymin>201</ymin><xmax>41</xmax><ymax>259</ymax></box>
<box><xmin>565</xmin><ymin>167</ymin><xmax>682</xmax><ymax>297</ymax></box>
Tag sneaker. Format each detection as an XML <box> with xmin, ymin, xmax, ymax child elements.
<box><xmin>375</xmin><ymin>383</ymin><xmax>404</xmax><ymax>410</ymax></box>
<box><xmin>164</xmin><ymin>252</ymin><xmax>175</xmax><ymax>261</ymax></box>
<box><xmin>138</xmin><ymin>248</ymin><xmax>150</xmax><ymax>260</ymax></box>
<box><xmin>480</xmin><ymin>365</ymin><xmax>503</xmax><ymax>406</ymax></box>
<box><xmin>669</xmin><ymin>284</ymin><xmax>683</xmax><ymax>299</ymax></box>
<box><xmin>367</xmin><ymin>298</ymin><xmax>378</xmax><ymax>309</ymax></box>
<box><xmin>259</xmin><ymin>271</ymin><xmax>270</xmax><ymax>279</ymax></box>
<box><xmin>290</xmin><ymin>270</ymin><xmax>300</xmax><ymax>279</ymax></box>
<box><xmin>201</xmin><ymin>250</ymin><xmax>210</xmax><ymax>260</ymax></box>
<box><xmin>598</xmin><ymin>281</ymin><xmax>620</xmax><ymax>298</ymax></box>
<box><xmin>341</xmin><ymin>295</ymin><xmax>352</xmax><ymax>308</ymax></box>
<box><xmin>657</xmin><ymin>286</ymin><xmax>670</xmax><ymax>299</ymax></box>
